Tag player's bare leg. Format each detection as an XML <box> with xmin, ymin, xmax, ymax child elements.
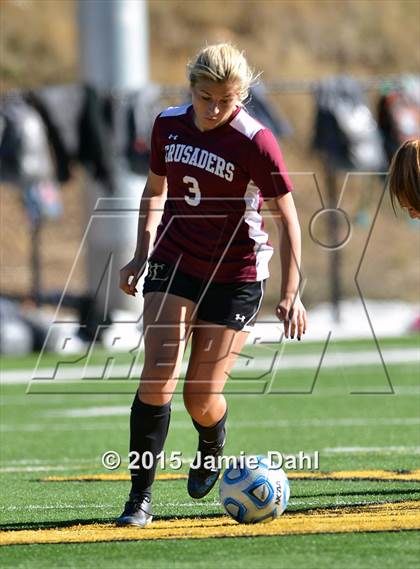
<box><xmin>117</xmin><ymin>292</ymin><xmax>196</xmax><ymax>526</ymax></box>
<box><xmin>184</xmin><ymin>322</ymin><xmax>249</xmax><ymax>498</ymax></box>
<box><xmin>139</xmin><ymin>292</ymin><xmax>196</xmax><ymax>405</ymax></box>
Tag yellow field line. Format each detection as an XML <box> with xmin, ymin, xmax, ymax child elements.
<box><xmin>290</xmin><ymin>470</ymin><xmax>420</xmax><ymax>482</ymax></box>
<box><xmin>40</xmin><ymin>469</ymin><xmax>420</xmax><ymax>483</ymax></box>
<box><xmin>1</xmin><ymin>501</ymin><xmax>419</xmax><ymax>545</ymax></box>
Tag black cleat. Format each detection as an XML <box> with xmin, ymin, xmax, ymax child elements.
<box><xmin>188</xmin><ymin>435</ymin><xmax>226</xmax><ymax>499</ymax></box>
<box><xmin>115</xmin><ymin>493</ymin><xmax>153</xmax><ymax>527</ymax></box>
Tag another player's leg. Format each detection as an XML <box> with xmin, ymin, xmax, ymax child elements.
<box><xmin>116</xmin><ymin>292</ymin><xmax>195</xmax><ymax>526</ymax></box>
<box><xmin>183</xmin><ymin>323</ymin><xmax>249</xmax><ymax>499</ymax></box>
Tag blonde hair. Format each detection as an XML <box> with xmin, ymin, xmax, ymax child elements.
<box><xmin>388</xmin><ymin>139</ymin><xmax>420</xmax><ymax>213</ymax></box>
<box><xmin>187</xmin><ymin>43</ymin><xmax>258</xmax><ymax>102</ymax></box>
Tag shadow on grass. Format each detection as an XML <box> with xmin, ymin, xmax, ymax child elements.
<box><xmin>0</xmin><ymin>511</ymin><xmax>225</xmax><ymax>532</ymax></box>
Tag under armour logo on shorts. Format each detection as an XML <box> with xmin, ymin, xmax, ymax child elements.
<box><xmin>148</xmin><ymin>262</ymin><xmax>169</xmax><ymax>281</ymax></box>
<box><xmin>235</xmin><ymin>314</ymin><xmax>246</xmax><ymax>323</ymax></box>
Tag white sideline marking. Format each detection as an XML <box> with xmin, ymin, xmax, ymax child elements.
<box><xmin>0</xmin><ymin>458</ymin><xmax>95</xmax><ymax>465</ymax></box>
<box><xmin>46</xmin><ymin>405</ymin><xmax>130</xmax><ymax>418</ymax></box>
<box><xmin>0</xmin><ymin>422</ymin><xmax>127</xmax><ymax>433</ymax></box>
<box><xmin>1</xmin><ymin>386</ymin><xmax>419</xmax><ymax>406</ymax></box>
<box><xmin>227</xmin><ymin>417</ymin><xmax>420</xmax><ymax>429</ymax></box>
<box><xmin>42</xmin><ymin>407</ymin><xmax>420</xmax><ymax>421</ymax></box>
<box><xmin>0</xmin><ymin>502</ymin><xmax>221</xmax><ymax>511</ymax></box>
<box><xmin>0</xmin><ymin>396</ymin><xmax>74</xmax><ymax>406</ymax></box>
<box><xmin>0</xmin><ymin>499</ymin><xmax>344</xmax><ymax>512</ymax></box>
<box><xmin>1</xmin><ymin>417</ymin><xmax>419</xmax><ymax>433</ymax></box>
<box><xmin>0</xmin><ymin>465</ymin><xmax>104</xmax><ymax>473</ymax></box>
<box><xmin>1</xmin><ymin>444</ymin><xmax>420</xmax><ymax>473</ymax></box>
<box><xmin>1</xmin><ymin>416</ymin><xmax>419</xmax><ymax>435</ymax></box>
<box><xmin>322</xmin><ymin>446</ymin><xmax>420</xmax><ymax>454</ymax></box>
<box><xmin>35</xmin><ymin>416</ymin><xmax>420</xmax><ymax>427</ymax></box>
<box><xmin>1</xmin><ymin>348</ymin><xmax>418</xmax><ymax>384</ymax></box>
<box><xmin>43</xmin><ymin>402</ymin><xmax>185</xmax><ymax>418</ymax></box>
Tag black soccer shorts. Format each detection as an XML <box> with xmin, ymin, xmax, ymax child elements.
<box><xmin>143</xmin><ymin>259</ymin><xmax>265</xmax><ymax>331</ymax></box>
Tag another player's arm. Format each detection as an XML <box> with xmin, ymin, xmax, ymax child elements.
<box><xmin>267</xmin><ymin>192</ymin><xmax>307</xmax><ymax>340</ymax></box>
<box><xmin>119</xmin><ymin>170</ymin><xmax>167</xmax><ymax>296</ymax></box>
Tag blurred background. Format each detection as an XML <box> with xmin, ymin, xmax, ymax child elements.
<box><xmin>0</xmin><ymin>0</ymin><xmax>419</xmax><ymax>354</ymax></box>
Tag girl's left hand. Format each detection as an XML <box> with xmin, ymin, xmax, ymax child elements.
<box><xmin>276</xmin><ymin>295</ymin><xmax>307</xmax><ymax>340</ymax></box>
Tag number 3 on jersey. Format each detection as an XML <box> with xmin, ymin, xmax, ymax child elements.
<box><xmin>183</xmin><ymin>176</ymin><xmax>201</xmax><ymax>207</ymax></box>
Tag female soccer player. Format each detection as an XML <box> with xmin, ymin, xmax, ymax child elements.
<box><xmin>388</xmin><ymin>138</ymin><xmax>420</xmax><ymax>219</ymax></box>
<box><xmin>117</xmin><ymin>43</ymin><xmax>307</xmax><ymax>527</ymax></box>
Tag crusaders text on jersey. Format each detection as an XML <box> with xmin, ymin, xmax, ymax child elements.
<box><xmin>149</xmin><ymin>104</ymin><xmax>293</xmax><ymax>282</ymax></box>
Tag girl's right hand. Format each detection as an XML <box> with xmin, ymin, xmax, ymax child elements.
<box><xmin>119</xmin><ymin>258</ymin><xmax>147</xmax><ymax>297</ymax></box>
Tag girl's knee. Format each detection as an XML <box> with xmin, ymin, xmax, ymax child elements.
<box><xmin>183</xmin><ymin>391</ymin><xmax>221</xmax><ymax>421</ymax></box>
<box><xmin>138</xmin><ymin>375</ymin><xmax>175</xmax><ymax>407</ymax></box>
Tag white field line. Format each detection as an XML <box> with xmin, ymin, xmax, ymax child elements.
<box><xmin>41</xmin><ymin>404</ymin><xmax>419</xmax><ymax>420</ymax></box>
<box><xmin>0</xmin><ymin>465</ymin><xmax>107</xmax><ymax>473</ymax></box>
<box><xmin>1</xmin><ymin>444</ymin><xmax>420</xmax><ymax>473</ymax></box>
<box><xmin>1</xmin><ymin>416</ymin><xmax>420</xmax><ymax>435</ymax></box>
<box><xmin>322</xmin><ymin>446</ymin><xmax>420</xmax><ymax>454</ymax></box>
<box><xmin>3</xmin><ymin>443</ymin><xmax>420</xmax><ymax>471</ymax></box>
<box><xmin>1</xmin><ymin>348</ymin><xmax>418</xmax><ymax>384</ymax></box>
<box><xmin>1</xmin><ymin>386</ymin><xmax>419</xmax><ymax>407</ymax></box>
<box><xmin>229</xmin><ymin>417</ymin><xmax>420</xmax><ymax>427</ymax></box>
<box><xmin>0</xmin><ymin>422</ymin><xmax>128</xmax><ymax>433</ymax></box>
<box><xmin>0</xmin><ymin>458</ymin><xmax>95</xmax><ymax>465</ymax></box>
<box><xmin>0</xmin><ymin>460</ymin><xmax>198</xmax><ymax>473</ymax></box>
<box><xmin>1</xmin><ymin>498</ymin><xmax>395</xmax><ymax>512</ymax></box>
<box><xmin>46</xmin><ymin>405</ymin><xmax>130</xmax><ymax>418</ymax></box>
<box><xmin>42</xmin><ymin>402</ymin><xmax>185</xmax><ymax>418</ymax></box>
<box><xmin>0</xmin><ymin>499</ymin><xmax>359</xmax><ymax>512</ymax></box>
<box><xmin>0</xmin><ymin>395</ymin><xmax>75</xmax><ymax>403</ymax></box>
<box><xmin>0</xmin><ymin>502</ymin><xmax>221</xmax><ymax>511</ymax></box>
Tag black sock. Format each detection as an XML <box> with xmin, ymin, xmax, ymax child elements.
<box><xmin>192</xmin><ymin>407</ymin><xmax>227</xmax><ymax>447</ymax></box>
<box><xmin>129</xmin><ymin>394</ymin><xmax>171</xmax><ymax>498</ymax></box>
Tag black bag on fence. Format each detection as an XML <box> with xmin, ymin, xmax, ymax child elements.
<box><xmin>0</xmin><ymin>95</ymin><xmax>54</xmax><ymax>185</ymax></box>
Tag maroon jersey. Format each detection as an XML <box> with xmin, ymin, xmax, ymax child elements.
<box><xmin>149</xmin><ymin>104</ymin><xmax>293</xmax><ymax>282</ymax></box>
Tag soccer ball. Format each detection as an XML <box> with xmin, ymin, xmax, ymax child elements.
<box><xmin>219</xmin><ymin>455</ymin><xmax>290</xmax><ymax>524</ymax></box>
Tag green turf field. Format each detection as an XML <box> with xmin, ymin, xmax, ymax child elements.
<box><xmin>1</xmin><ymin>335</ymin><xmax>419</xmax><ymax>568</ymax></box>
